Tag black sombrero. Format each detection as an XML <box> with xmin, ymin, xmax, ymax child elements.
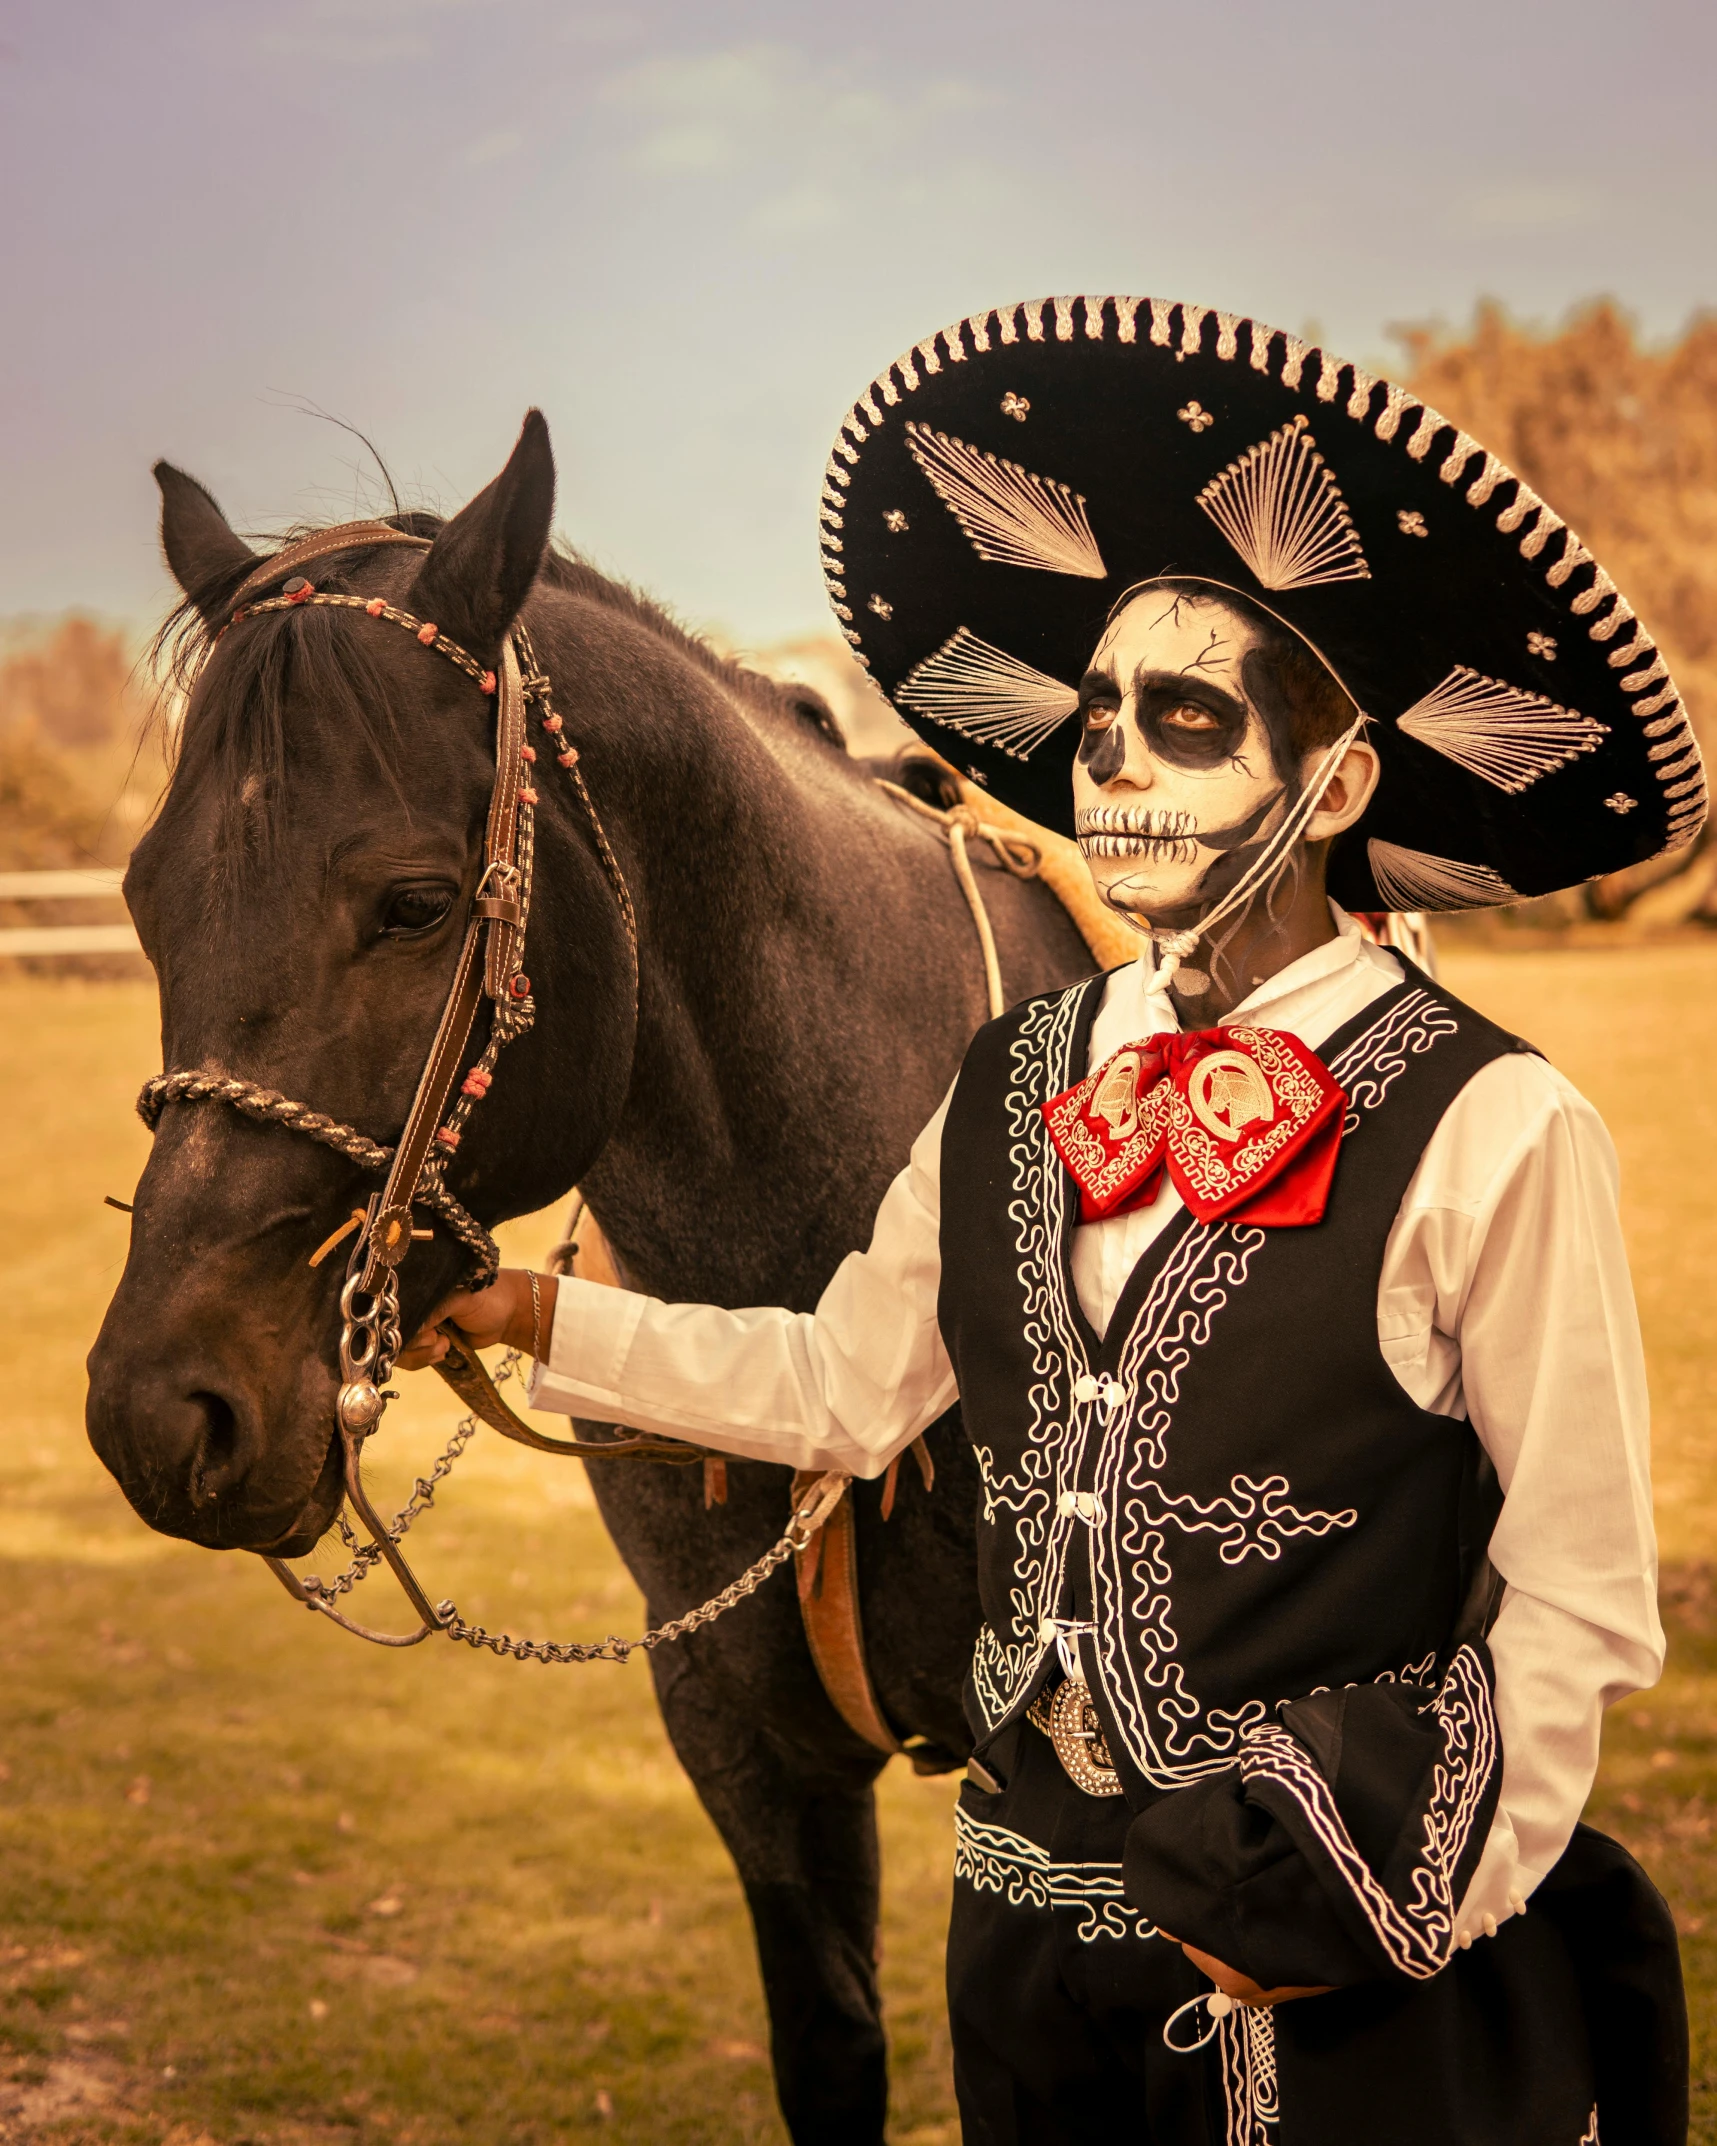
<box><xmin>820</xmin><ymin>295</ymin><xmax>1707</xmax><ymax>911</ymax></box>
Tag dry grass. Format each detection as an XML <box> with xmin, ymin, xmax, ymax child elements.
<box><xmin>1</xmin><ymin>945</ymin><xmax>1715</xmax><ymax>2142</ymax></box>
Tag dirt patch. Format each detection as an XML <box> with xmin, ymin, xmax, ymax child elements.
<box><xmin>0</xmin><ymin>2053</ymin><xmax>124</xmax><ymax>2134</ymax></box>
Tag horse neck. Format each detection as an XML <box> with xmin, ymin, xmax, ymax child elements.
<box><xmin>531</xmin><ymin>596</ymin><xmax>937</xmax><ymax>1303</ymax></box>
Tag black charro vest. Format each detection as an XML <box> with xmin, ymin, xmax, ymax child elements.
<box><xmin>938</xmin><ymin>966</ymin><xmax>1531</xmax><ymax>1800</ymax></box>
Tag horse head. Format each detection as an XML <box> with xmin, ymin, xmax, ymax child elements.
<box><xmin>86</xmin><ymin>413</ymin><xmax>637</xmax><ymax>1554</ymax></box>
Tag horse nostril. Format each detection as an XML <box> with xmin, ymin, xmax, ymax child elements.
<box><xmin>187</xmin><ymin>1390</ymin><xmax>245</xmax><ymax>1508</ymax></box>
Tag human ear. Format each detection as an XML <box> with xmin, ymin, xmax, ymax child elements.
<box><xmin>1301</xmin><ymin>738</ymin><xmax>1380</xmax><ymax>842</ymax></box>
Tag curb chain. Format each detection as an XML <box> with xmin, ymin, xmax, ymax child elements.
<box><xmin>284</xmin><ymin>1351</ymin><xmax>850</xmax><ymax>1661</ymax></box>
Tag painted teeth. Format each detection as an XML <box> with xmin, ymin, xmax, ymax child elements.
<box><xmin>1074</xmin><ymin>807</ymin><xmax>1195</xmax><ymax>837</ymax></box>
<box><xmin>1077</xmin><ymin>832</ymin><xmax>1199</xmax><ymax>859</ymax></box>
<box><xmin>1075</xmin><ymin>808</ymin><xmax>1199</xmax><ymax>862</ymax></box>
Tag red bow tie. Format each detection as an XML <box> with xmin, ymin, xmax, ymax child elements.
<box><xmin>1041</xmin><ymin>1025</ymin><xmax>1347</xmax><ymax>1228</ymax></box>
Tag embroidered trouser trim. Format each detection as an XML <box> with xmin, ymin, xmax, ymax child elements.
<box><xmin>948</xmin><ymin>1724</ymin><xmax>1277</xmax><ymax>2146</ymax></box>
<box><xmin>954</xmin><ymin>1805</ymin><xmax>1152</xmax><ymax>1943</ymax></box>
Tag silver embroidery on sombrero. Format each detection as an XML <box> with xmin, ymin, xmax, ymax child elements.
<box><xmin>1237</xmin><ymin>1644</ymin><xmax>1500</xmax><ymax>1980</ymax></box>
<box><xmin>1367</xmin><ymin>841</ymin><xmax>1520</xmax><ymax>912</ymax></box>
<box><xmin>1196</xmin><ymin>415</ymin><xmax>1371</xmax><ymax>593</ymax></box>
<box><xmin>820</xmin><ymin>294</ymin><xmax>1708</xmax><ymax>848</ymax></box>
<box><xmin>967</xmin><ymin>981</ymin><xmax>1100</xmax><ymax>1740</ymax></box>
<box><xmin>953</xmin><ymin>1807</ymin><xmax>1157</xmax><ymax>1943</ymax></box>
<box><xmin>904</xmin><ymin>424</ymin><xmax>1108</xmax><ymax>580</ymax></box>
<box><xmin>1396</xmin><ymin>665</ymin><xmax>1608</xmax><ymax>793</ymax></box>
<box><xmin>898</xmin><ymin>628</ymin><xmax>1080</xmax><ymax>760</ymax></box>
<box><xmin>1077</xmin><ymin>991</ymin><xmax>1462</xmax><ymax>1787</ymax></box>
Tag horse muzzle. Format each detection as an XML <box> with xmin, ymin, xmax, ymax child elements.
<box><xmin>84</xmin><ymin>1322</ymin><xmax>346</xmax><ymax>1553</ymax></box>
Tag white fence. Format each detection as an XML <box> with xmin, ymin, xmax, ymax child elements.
<box><xmin>0</xmin><ymin>867</ymin><xmax>139</xmax><ymax>956</ymax></box>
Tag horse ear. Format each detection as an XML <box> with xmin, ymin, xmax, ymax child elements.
<box><xmin>155</xmin><ymin>462</ymin><xmax>259</xmax><ymax>627</ymax></box>
<box><xmin>407</xmin><ymin>410</ymin><xmax>555</xmax><ymax>660</ymax></box>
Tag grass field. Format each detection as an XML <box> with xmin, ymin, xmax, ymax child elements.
<box><xmin>1</xmin><ymin>944</ymin><xmax>1714</xmax><ymax>2144</ymax></box>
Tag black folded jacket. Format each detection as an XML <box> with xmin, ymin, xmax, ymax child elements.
<box><xmin>1121</xmin><ymin>1641</ymin><xmax>1501</xmax><ymax>1989</ymax></box>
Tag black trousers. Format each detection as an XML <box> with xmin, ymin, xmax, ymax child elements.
<box><xmin>948</xmin><ymin>1721</ymin><xmax>1275</xmax><ymax>2145</ymax></box>
<box><xmin>946</xmin><ymin>1721</ymin><xmax>1668</xmax><ymax>2146</ymax></box>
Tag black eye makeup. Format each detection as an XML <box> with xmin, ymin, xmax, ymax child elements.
<box><xmin>1075</xmin><ymin>669</ymin><xmax>1127</xmax><ymax>782</ymax></box>
<box><xmin>1131</xmin><ymin>671</ymin><xmax>1249</xmax><ymax>770</ymax></box>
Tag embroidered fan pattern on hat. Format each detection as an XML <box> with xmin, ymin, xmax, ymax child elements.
<box><xmin>1196</xmin><ymin>416</ymin><xmax>1371</xmax><ymax>592</ymax></box>
<box><xmin>1367</xmin><ymin>840</ymin><xmax>1518</xmax><ymax>912</ymax></box>
<box><xmin>905</xmin><ymin>424</ymin><xmax>1107</xmax><ymax>579</ymax></box>
<box><xmin>1396</xmin><ymin>665</ymin><xmax>1608</xmax><ymax>794</ymax></box>
<box><xmin>897</xmin><ymin>628</ymin><xmax>1080</xmax><ymax>759</ymax></box>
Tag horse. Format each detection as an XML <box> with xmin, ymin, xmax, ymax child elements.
<box><xmin>85</xmin><ymin>411</ymin><xmax>1095</xmax><ymax>2144</ymax></box>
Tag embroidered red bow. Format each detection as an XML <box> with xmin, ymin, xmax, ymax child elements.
<box><xmin>1041</xmin><ymin>1025</ymin><xmax>1347</xmax><ymax>1228</ymax></box>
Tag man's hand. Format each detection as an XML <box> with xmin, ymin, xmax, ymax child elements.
<box><xmin>1158</xmin><ymin>1932</ymin><xmax>1331</xmax><ymax>2009</ymax></box>
<box><xmin>396</xmin><ymin>1269</ymin><xmax>555</xmax><ymax>1371</ymax></box>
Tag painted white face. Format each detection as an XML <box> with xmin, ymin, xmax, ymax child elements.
<box><xmin>1072</xmin><ymin>586</ymin><xmax>1297</xmax><ymax>929</ymax></box>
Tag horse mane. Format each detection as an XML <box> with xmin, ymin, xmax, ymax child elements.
<box><xmin>148</xmin><ymin>510</ymin><xmax>845</xmax><ymax>871</ymax></box>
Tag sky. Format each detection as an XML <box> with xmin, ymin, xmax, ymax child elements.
<box><xmin>4</xmin><ymin>0</ymin><xmax>1716</xmax><ymax>646</ymax></box>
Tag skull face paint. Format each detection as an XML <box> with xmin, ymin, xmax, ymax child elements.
<box><xmin>1072</xmin><ymin>586</ymin><xmax>1311</xmax><ymax>928</ymax></box>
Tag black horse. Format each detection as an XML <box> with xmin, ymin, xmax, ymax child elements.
<box><xmin>86</xmin><ymin>413</ymin><xmax>1093</xmax><ymax>2143</ymax></box>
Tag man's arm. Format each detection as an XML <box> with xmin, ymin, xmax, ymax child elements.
<box><xmin>1392</xmin><ymin>1054</ymin><xmax>1664</xmax><ymax>1941</ymax></box>
<box><xmin>402</xmin><ymin>1092</ymin><xmax>957</xmax><ymax>1480</ymax></box>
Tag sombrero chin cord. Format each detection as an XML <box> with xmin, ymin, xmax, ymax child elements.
<box><xmin>1115</xmin><ymin>714</ymin><xmax>1369</xmax><ymax>999</ymax></box>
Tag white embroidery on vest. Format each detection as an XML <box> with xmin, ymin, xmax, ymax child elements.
<box><xmin>969</xmin><ymin>983</ymin><xmax>1099</xmax><ymax>1735</ymax></box>
<box><xmin>969</xmin><ymin>982</ymin><xmax>1464</xmax><ymax>1772</ymax></box>
<box><xmin>1135</xmin><ymin>1472</ymin><xmax>1359</xmax><ymax>1564</ymax></box>
<box><xmin>1090</xmin><ymin>991</ymin><xmax>1460</xmax><ymax>1785</ymax></box>
<box><xmin>1327</xmin><ymin>986</ymin><xmax>1461</xmax><ymax>1132</ymax></box>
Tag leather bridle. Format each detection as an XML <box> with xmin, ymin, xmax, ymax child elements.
<box><xmin>137</xmin><ymin>520</ymin><xmax>701</xmax><ymax>1645</ymax></box>
<box><xmin>132</xmin><ymin>525</ymin><xmax>988</xmax><ymax>1681</ymax></box>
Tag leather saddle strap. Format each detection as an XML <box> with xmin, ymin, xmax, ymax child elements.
<box><xmin>790</xmin><ymin>1469</ymin><xmax>902</xmax><ymax>1758</ymax></box>
<box><xmin>230</xmin><ymin>522</ymin><xmax>432</xmax><ymax>606</ymax></box>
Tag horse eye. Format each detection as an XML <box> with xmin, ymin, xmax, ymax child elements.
<box><xmin>382</xmin><ymin>885</ymin><xmax>455</xmax><ymax>935</ymax></box>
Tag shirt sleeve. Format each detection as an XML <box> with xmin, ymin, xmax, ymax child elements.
<box><xmin>1382</xmin><ymin>1053</ymin><xmax>1664</xmax><ymax>1943</ymax></box>
<box><xmin>526</xmin><ymin>1091</ymin><xmax>958</xmax><ymax>1478</ymax></box>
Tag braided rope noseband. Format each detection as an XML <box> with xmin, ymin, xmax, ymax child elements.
<box><xmin>135</xmin><ymin>1069</ymin><xmax>499</xmax><ymax>1272</ymax></box>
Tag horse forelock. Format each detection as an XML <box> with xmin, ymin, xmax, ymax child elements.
<box><xmin>147</xmin><ymin>515</ymin><xmax>844</xmax><ymax>875</ymax></box>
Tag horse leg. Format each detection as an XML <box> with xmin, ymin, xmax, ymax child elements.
<box><xmin>650</xmin><ymin>1642</ymin><xmax>889</xmax><ymax>2146</ymax></box>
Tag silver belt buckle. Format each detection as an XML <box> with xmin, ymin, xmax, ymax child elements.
<box><xmin>1027</xmin><ymin>1677</ymin><xmax>1123</xmax><ymax>1797</ymax></box>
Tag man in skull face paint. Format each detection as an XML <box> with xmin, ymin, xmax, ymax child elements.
<box><xmin>406</xmin><ymin>303</ymin><xmax>1689</xmax><ymax>2143</ymax></box>
<box><xmin>1071</xmin><ymin>581</ymin><xmax>1376</xmax><ymax>1027</ymax></box>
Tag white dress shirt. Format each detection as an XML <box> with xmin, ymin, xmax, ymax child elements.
<box><xmin>532</xmin><ymin>907</ymin><xmax>1663</xmax><ymax>1946</ymax></box>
